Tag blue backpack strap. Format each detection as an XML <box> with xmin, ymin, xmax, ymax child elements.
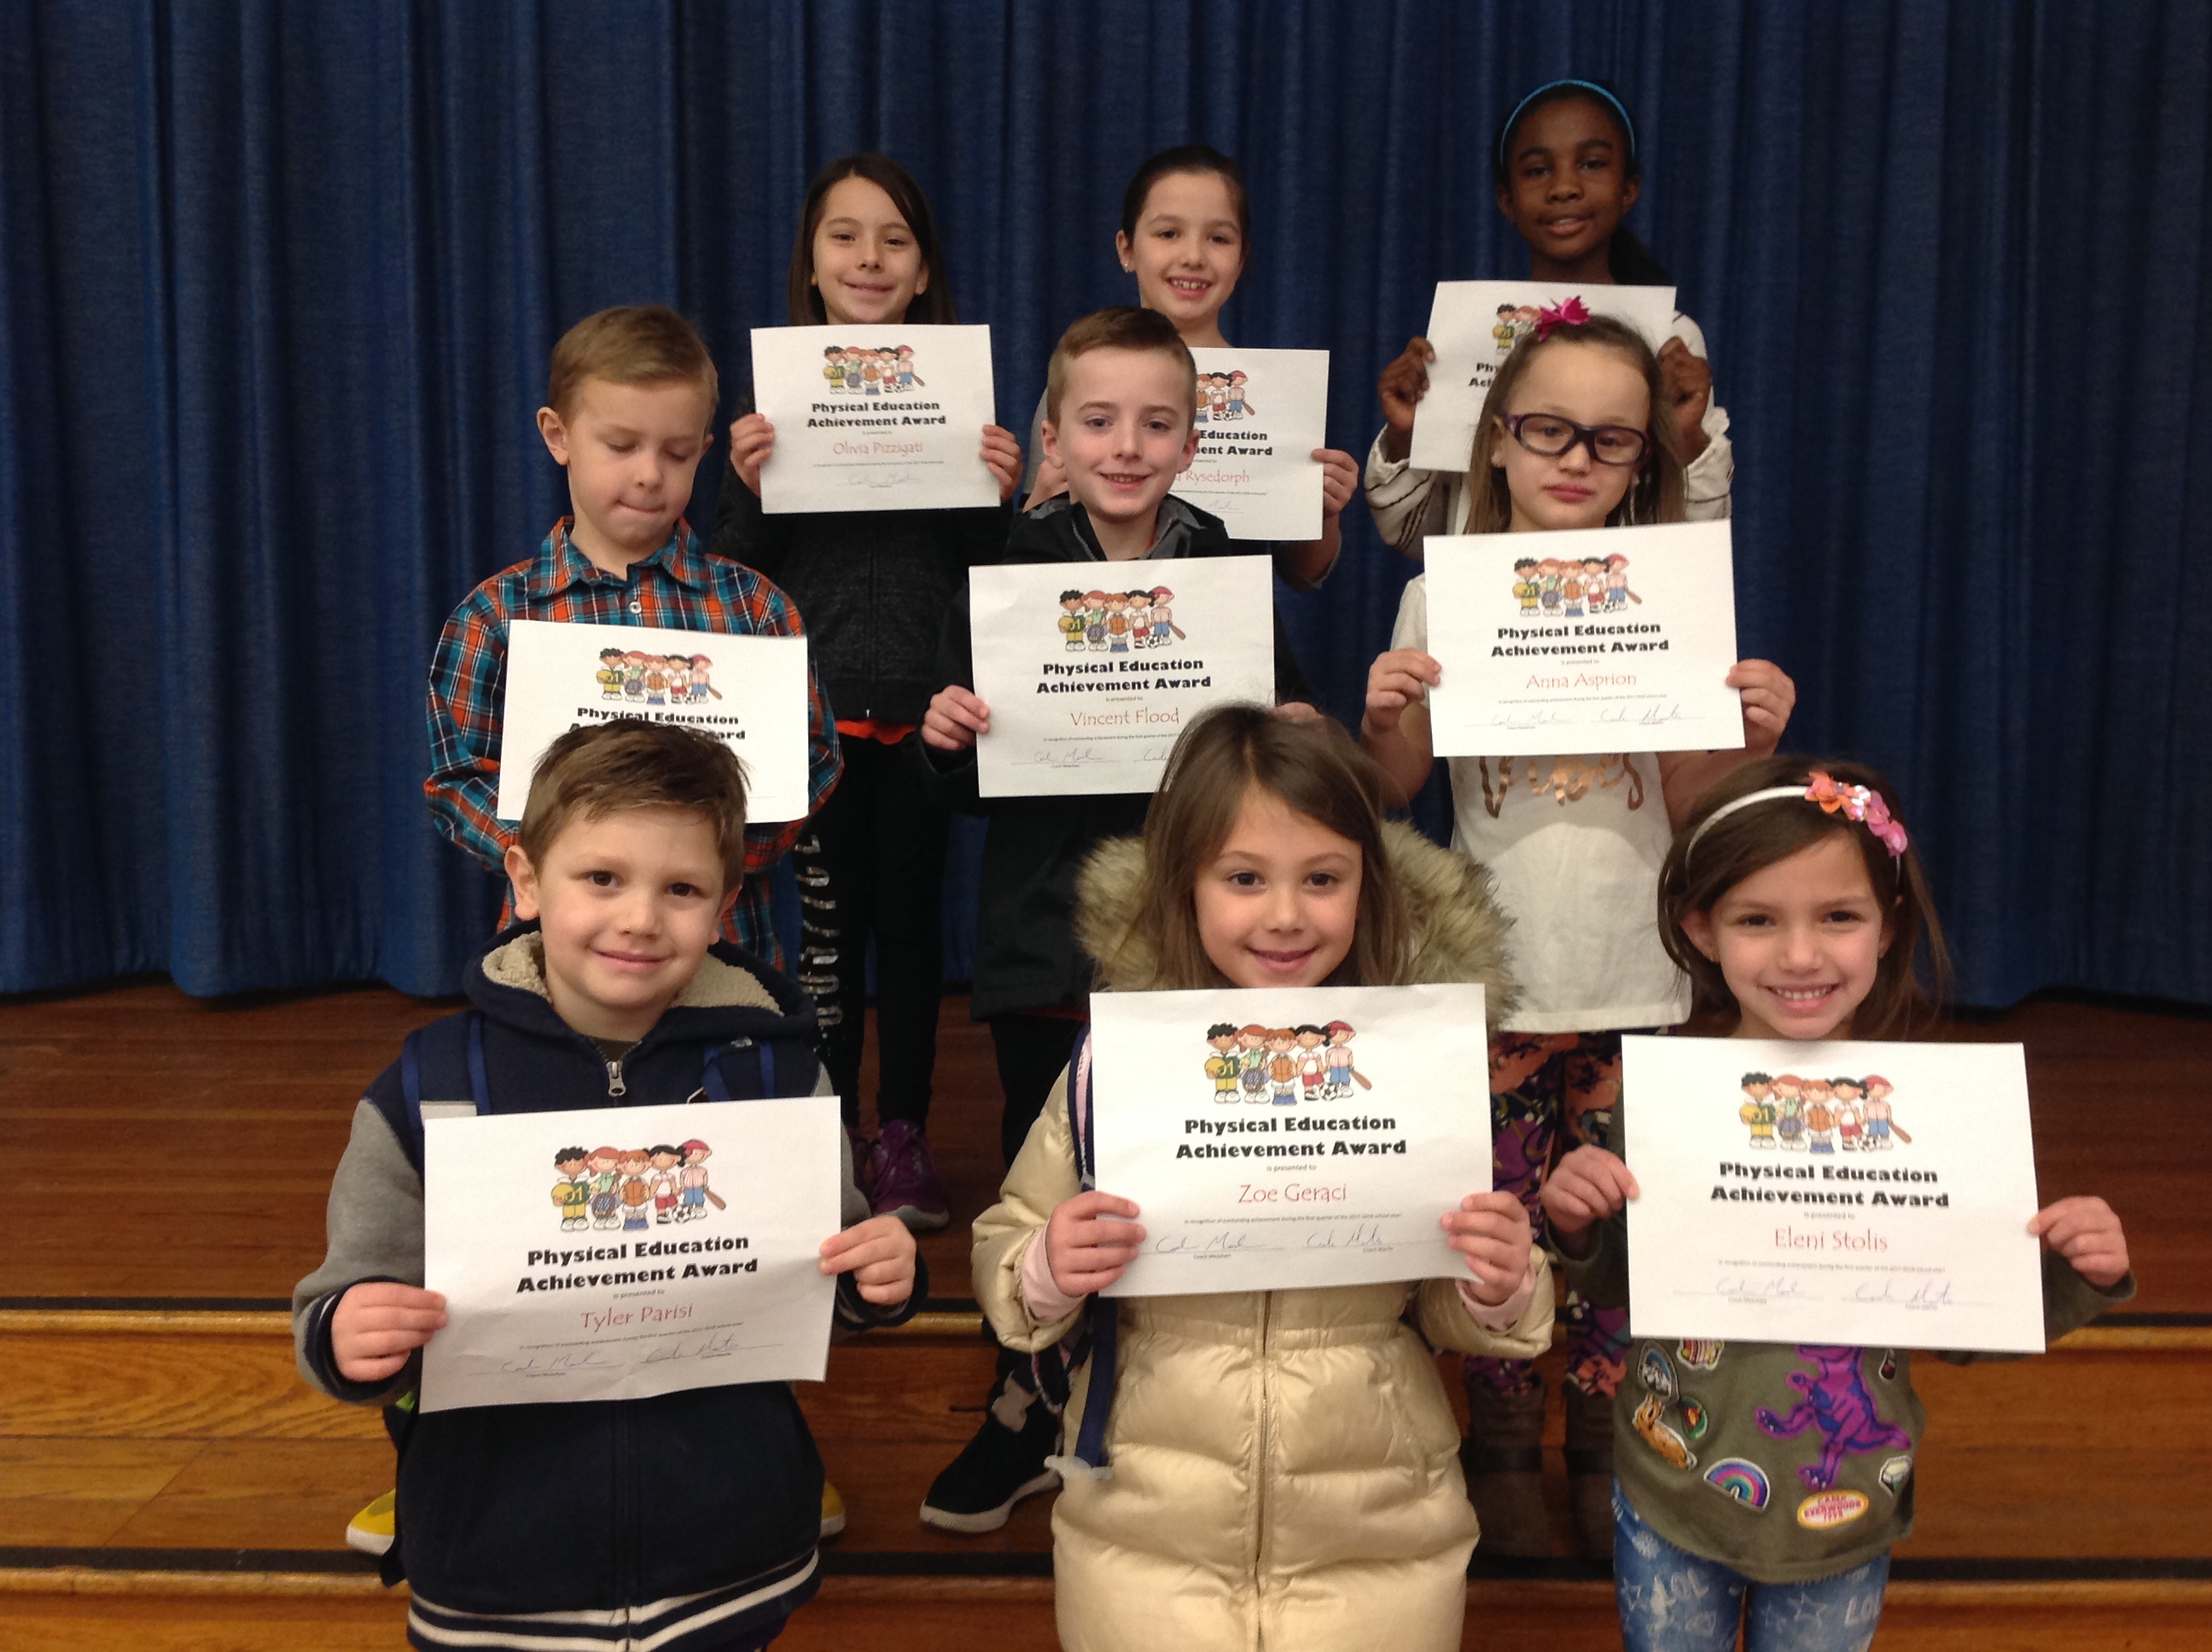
<box><xmin>699</xmin><ymin>1032</ymin><xmax>812</xmax><ymax>1103</ymax></box>
<box><xmin>1068</xmin><ymin>1027</ymin><xmax>1096</xmax><ymax>1190</ymax></box>
<box><xmin>397</xmin><ymin>1012</ymin><xmax>489</xmax><ymax>1165</ymax></box>
<box><xmin>1044</xmin><ymin>1026</ymin><xmax>1118</xmax><ymax>1480</ymax></box>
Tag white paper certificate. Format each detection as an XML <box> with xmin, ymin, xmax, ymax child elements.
<box><xmin>420</xmin><ymin>1097</ymin><xmax>841</xmax><ymax>1411</ymax></box>
<box><xmin>1178</xmin><ymin>348</ymin><xmax>1329</xmax><ymax>541</ymax></box>
<box><xmin>1423</xmin><ymin>521</ymin><xmax>1743</xmax><ymax>758</ymax></box>
<box><xmin>1621</xmin><ymin>1038</ymin><xmax>2046</xmax><ymax>1353</ymax></box>
<box><xmin>495</xmin><ymin>620</ymin><xmax>812</xmax><ymax>823</ymax></box>
<box><xmin>969</xmin><ymin>555</ymin><xmax>1276</xmax><ymax>797</ymax></box>
<box><xmin>1407</xmin><ymin>280</ymin><xmax>1679</xmax><ymax>473</ymax></box>
<box><xmin>752</xmin><ymin>323</ymin><xmax>998</xmax><ymax>514</ymax></box>
<box><xmin>1089</xmin><ymin>985</ymin><xmax>1493</xmax><ymax>1297</ymax></box>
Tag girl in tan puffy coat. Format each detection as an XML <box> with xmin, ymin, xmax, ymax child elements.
<box><xmin>973</xmin><ymin>707</ymin><xmax>1555</xmax><ymax>1652</ymax></box>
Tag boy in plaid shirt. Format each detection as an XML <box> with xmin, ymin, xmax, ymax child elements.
<box><xmin>427</xmin><ymin>305</ymin><xmax>841</xmax><ymax>966</ymax></box>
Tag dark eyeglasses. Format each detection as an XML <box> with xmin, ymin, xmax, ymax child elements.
<box><xmin>1502</xmin><ymin>412</ymin><xmax>1649</xmax><ymax>467</ymax></box>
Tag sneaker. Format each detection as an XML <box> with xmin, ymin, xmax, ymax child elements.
<box><xmin>819</xmin><ymin>1480</ymin><xmax>847</xmax><ymax>1540</ymax></box>
<box><xmin>345</xmin><ymin>1490</ymin><xmax>396</xmax><ymax>1556</ymax></box>
<box><xmin>870</xmin><ymin>1119</ymin><xmax>949</xmax><ymax>1231</ymax></box>
<box><xmin>920</xmin><ymin>1377</ymin><xmax>1062</xmax><ymax>1533</ymax></box>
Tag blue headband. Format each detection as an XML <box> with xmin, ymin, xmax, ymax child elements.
<box><xmin>1496</xmin><ymin>79</ymin><xmax>1639</xmax><ymax>174</ymax></box>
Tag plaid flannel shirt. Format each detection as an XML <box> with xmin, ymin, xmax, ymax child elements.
<box><xmin>425</xmin><ymin>518</ymin><xmax>842</xmax><ymax>965</ymax></box>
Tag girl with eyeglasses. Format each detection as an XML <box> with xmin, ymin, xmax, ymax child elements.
<box><xmin>1366</xmin><ymin>78</ymin><xmax>1734</xmax><ymax>557</ymax></box>
<box><xmin>1359</xmin><ymin>311</ymin><xmax>1794</xmax><ymax>1562</ymax></box>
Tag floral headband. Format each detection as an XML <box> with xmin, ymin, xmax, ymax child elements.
<box><xmin>1687</xmin><ymin>771</ymin><xmax>1910</xmax><ymax>859</ymax></box>
<box><xmin>1534</xmin><ymin>296</ymin><xmax>1592</xmax><ymax>341</ymax></box>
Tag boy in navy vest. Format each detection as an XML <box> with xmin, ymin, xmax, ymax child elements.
<box><xmin>294</xmin><ymin>719</ymin><xmax>919</xmax><ymax>1652</ymax></box>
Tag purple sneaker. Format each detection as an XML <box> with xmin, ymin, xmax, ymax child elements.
<box><xmin>870</xmin><ymin>1120</ymin><xmax>950</xmax><ymax>1231</ymax></box>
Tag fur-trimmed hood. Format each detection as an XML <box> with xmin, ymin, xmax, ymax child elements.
<box><xmin>1073</xmin><ymin>820</ymin><xmax>1519</xmax><ymax>1021</ymax></box>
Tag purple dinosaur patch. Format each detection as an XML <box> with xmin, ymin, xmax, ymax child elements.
<box><xmin>1755</xmin><ymin>1345</ymin><xmax>1913</xmax><ymax>1491</ymax></box>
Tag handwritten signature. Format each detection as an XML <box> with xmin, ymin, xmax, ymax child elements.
<box><xmin>1851</xmin><ymin>1275</ymin><xmax>1955</xmax><ymax>1309</ymax></box>
<box><xmin>1022</xmin><ymin>742</ymin><xmax>1178</xmax><ymax>769</ymax></box>
<box><xmin>1307</xmin><ymin>1223</ymin><xmax>1390</xmax><ymax>1250</ymax></box>
<box><xmin>1154</xmin><ymin>1229</ymin><xmax>1277</xmax><ymax>1256</ymax></box>
<box><xmin>1715</xmin><ymin>1272</ymin><xmax>1809</xmax><ymax>1304</ymax></box>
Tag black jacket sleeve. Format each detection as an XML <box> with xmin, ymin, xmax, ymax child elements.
<box><xmin>707</xmin><ymin>383</ymin><xmax>797</xmax><ymax>583</ymax></box>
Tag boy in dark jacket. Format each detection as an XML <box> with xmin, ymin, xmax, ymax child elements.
<box><xmin>294</xmin><ymin>720</ymin><xmax>921</xmax><ymax>1652</ymax></box>
<box><xmin>913</xmin><ymin>306</ymin><xmax>1333</xmax><ymax>1533</ymax></box>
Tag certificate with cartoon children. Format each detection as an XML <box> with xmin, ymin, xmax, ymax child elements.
<box><xmin>420</xmin><ymin>1096</ymin><xmax>841</xmax><ymax>1411</ymax></box>
<box><xmin>751</xmin><ymin>323</ymin><xmax>1000</xmax><ymax>514</ymax></box>
<box><xmin>1407</xmin><ymin>279</ymin><xmax>1678</xmax><ymax>472</ymax></box>
<box><xmin>1178</xmin><ymin>347</ymin><xmax>1330</xmax><ymax>541</ymax></box>
<box><xmin>1088</xmin><ymin>985</ymin><xmax>1493</xmax><ymax>1297</ymax></box>
<box><xmin>1621</xmin><ymin>1038</ymin><xmax>2047</xmax><ymax>1353</ymax></box>
<box><xmin>968</xmin><ymin>555</ymin><xmax>1277</xmax><ymax>797</ymax></box>
<box><xmin>1422</xmin><ymin>521</ymin><xmax>1744</xmax><ymax>759</ymax></box>
<box><xmin>495</xmin><ymin>620</ymin><xmax>812</xmax><ymax>823</ymax></box>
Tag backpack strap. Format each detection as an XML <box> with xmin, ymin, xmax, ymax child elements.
<box><xmin>396</xmin><ymin>1012</ymin><xmax>488</xmax><ymax>1166</ymax></box>
<box><xmin>1040</xmin><ymin>1026</ymin><xmax>1117</xmax><ymax>1480</ymax></box>
<box><xmin>700</xmin><ymin>1032</ymin><xmax>813</xmax><ymax>1102</ymax></box>
<box><xmin>1068</xmin><ymin>1027</ymin><xmax>1096</xmax><ymax>1190</ymax></box>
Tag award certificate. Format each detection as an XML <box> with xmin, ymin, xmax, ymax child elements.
<box><xmin>1089</xmin><ymin>985</ymin><xmax>1493</xmax><ymax>1297</ymax></box>
<box><xmin>421</xmin><ymin>1096</ymin><xmax>840</xmax><ymax>1411</ymax></box>
<box><xmin>969</xmin><ymin>555</ymin><xmax>1275</xmax><ymax>797</ymax></box>
<box><xmin>495</xmin><ymin>620</ymin><xmax>812</xmax><ymax>824</ymax></box>
<box><xmin>1621</xmin><ymin>1037</ymin><xmax>2046</xmax><ymax>1353</ymax></box>
<box><xmin>753</xmin><ymin>323</ymin><xmax>998</xmax><ymax>513</ymax></box>
<box><xmin>1423</xmin><ymin>521</ymin><xmax>1743</xmax><ymax>758</ymax></box>
<box><xmin>1178</xmin><ymin>347</ymin><xmax>1330</xmax><ymax>541</ymax></box>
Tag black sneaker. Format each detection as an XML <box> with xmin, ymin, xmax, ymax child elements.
<box><xmin>919</xmin><ymin>1376</ymin><xmax>1062</xmax><ymax>1533</ymax></box>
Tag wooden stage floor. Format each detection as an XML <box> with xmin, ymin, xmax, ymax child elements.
<box><xmin>2</xmin><ymin>980</ymin><xmax>2208</xmax><ymax>1648</ymax></box>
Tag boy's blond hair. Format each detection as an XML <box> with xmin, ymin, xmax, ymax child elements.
<box><xmin>1044</xmin><ymin>305</ymin><xmax>1196</xmax><ymax>428</ymax></box>
<box><xmin>545</xmin><ymin>305</ymin><xmax>719</xmax><ymax>422</ymax></box>
<box><xmin>517</xmin><ymin>719</ymin><xmax>749</xmax><ymax>898</ymax></box>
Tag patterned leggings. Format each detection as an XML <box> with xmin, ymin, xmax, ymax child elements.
<box><xmin>1465</xmin><ymin>1029</ymin><xmax>1636</xmax><ymax>1399</ymax></box>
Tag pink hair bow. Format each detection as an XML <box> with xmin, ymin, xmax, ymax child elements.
<box><xmin>1534</xmin><ymin>296</ymin><xmax>1592</xmax><ymax>340</ymax></box>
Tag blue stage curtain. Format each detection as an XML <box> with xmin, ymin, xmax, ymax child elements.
<box><xmin>1</xmin><ymin>2</ymin><xmax>2205</xmax><ymax>1005</ymax></box>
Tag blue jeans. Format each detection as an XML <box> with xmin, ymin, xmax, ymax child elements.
<box><xmin>1613</xmin><ymin>1482</ymin><xmax>1889</xmax><ymax>1652</ymax></box>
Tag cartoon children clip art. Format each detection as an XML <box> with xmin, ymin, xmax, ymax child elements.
<box><xmin>585</xmin><ymin>1146</ymin><xmax>624</xmax><ymax>1229</ymax></box>
<box><xmin>1237</xmin><ymin>1025</ymin><xmax>1270</xmax><ymax>1104</ymax></box>
<box><xmin>1802</xmin><ymin>1079</ymin><xmax>1837</xmax><ymax>1155</ymax></box>
<box><xmin>1295</xmin><ymin>1024</ymin><xmax>1328</xmax><ymax>1100</ymax></box>
<box><xmin>1127</xmin><ymin>590</ymin><xmax>1152</xmax><ymax>650</ymax></box>
<box><xmin>678</xmin><ymin>1139</ymin><xmax>725</xmax><ymax>1220</ymax></box>
<box><xmin>1862</xmin><ymin>1075</ymin><xmax>1908</xmax><ymax>1147</ymax></box>
<box><xmin>596</xmin><ymin>649</ymin><xmax>626</xmax><ymax>700</ymax></box>
<box><xmin>1772</xmin><ymin>1074</ymin><xmax>1807</xmax><ymax>1151</ymax></box>
<box><xmin>1149</xmin><ymin>586</ymin><xmax>1182</xmax><ymax>645</ymax></box>
<box><xmin>618</xmin><ymin>1150</ymin><xmax>654</xmax><ymax>1230</ymax></box>
<box><xmin>1059</xmin><ymin>590</ymin><xmax>1088</xmax><ymax>651</ymax></box>
<box><xmin>553</xmin><ymin>1149</ymin><xmax>591</xmax><ymax>1231</ymax></box>
<box><xmin>1265</xmin><ymin>1028</ymin><xmax>1300</xmax><ymax>1106</ymax></box>
<box><xmin>649</xmin><ymin>1144</ymin><xmax>683</xmax><ymax>1224</ymax></box>
<box><xmin>1323</xmin><ymin>1021</ymin><xmax>1366</xmax><ymax>1098</ymax></box>
<box><xmin>1740</xmin><ymin>1072</ymin><xmax>1778</xmax><ymax>1149</ymax></box>
<box><xmin>1511</xmin><ymin>558</ymin><xmax>1541</xmax><ymax>614</ymax></box>
<box><xmin>1205</xmin><ymin>1024</ymin><xmax>1243</xmax><ymax>1104</ymax></box>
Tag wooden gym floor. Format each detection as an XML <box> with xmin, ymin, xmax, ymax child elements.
<box><xmin>1</xmin><ymin>980</ymin><xmax>2208</xmax><ymax>1649</ymax></box>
